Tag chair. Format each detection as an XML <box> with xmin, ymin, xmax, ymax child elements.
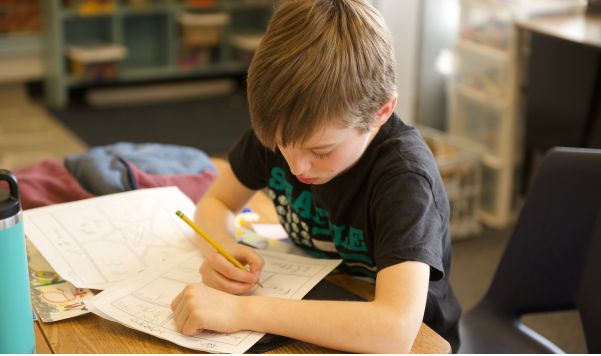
<box><xmin>577</xmin><ymin>209</ymin><xmax>601</xmax><ymax>353</ymax></box>
<box><xmin>458</xmin><ymin>147</ymin><xmax>601</xmax><ymax>353</ymax></box>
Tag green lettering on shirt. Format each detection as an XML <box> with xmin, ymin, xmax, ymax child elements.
<box><xmin>267</xmin><ymin>166</ymin><xmax>371</xmax><ymax>268</ymax></box>
<box><xmin>330</xmin><ymin>224</ymin><xmax>368</xmax><ymax>253</ymax></box>
<box><xmin>337</xmin><ymin>251</ymin><xmax>374</xmax><ymax>265</ymax></box>
<box><xmin>268</xmin><ymin>167</ymin><xmax>287</xmax><ymax>191</ymax></box>
<box><xmin>331</xmin><ymin>223</ymin><xmax>346</xmax><ymax>246</ymax></box>
<box><xmin>311</xmin><ymin>226</ymin><xmax>331</xmax><ymax>237</ymax></box>
<box><xmin>348</xmin><ymin>227</ymin><xmax>368</xmax><ymax>252</ymax></box>
<box><xmin>313</xmin><ymin>206</ymin><xmax>328</xmax><ymax>225</ymax></box>
<box><xmin>292</xmin><ymin>190</ymin><xmax>313</xmax><ymax>219</ymax></box>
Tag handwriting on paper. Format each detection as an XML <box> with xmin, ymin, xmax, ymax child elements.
<box><xmin>86</xmin><ymin>250</ymin><xmax>341</xmax><ymax>353</ymax></box>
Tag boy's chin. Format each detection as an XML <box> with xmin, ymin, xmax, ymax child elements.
<box><xmin>313</xmin><ymin>176</ymin><xmax>334</xmax><ymax>185</ymax></box>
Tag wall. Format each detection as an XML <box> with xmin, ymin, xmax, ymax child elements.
<box><xmin>415</xmin><ymin>0</ymin><xmax>459</xmax><ymax>130</ymax></box>
<box><xmin>373</xmin><ymin>0</ymin><xmax>421</xmax><ymax>124</ymax></box>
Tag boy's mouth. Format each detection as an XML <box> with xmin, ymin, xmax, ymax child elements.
<box><xmin>297</xmin><ymin>176</ymin><xmax>318</xmax><ymax>184</ymax></box>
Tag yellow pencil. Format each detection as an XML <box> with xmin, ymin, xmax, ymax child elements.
<box><xmin>175</xmin><ymin>210</ymin><xmax>263</xmax><ymax>288</ymax></box>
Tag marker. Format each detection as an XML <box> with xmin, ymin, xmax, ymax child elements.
<box><xmin>175</xmin><ymin>210</ymin><xmax>263</xmax><ymax>288</ymax></box>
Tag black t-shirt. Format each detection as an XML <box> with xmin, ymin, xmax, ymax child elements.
<box><xmin>229</xmin><ymin>113</ymin><xmax>461</xmax><ymax>350</ymax></box>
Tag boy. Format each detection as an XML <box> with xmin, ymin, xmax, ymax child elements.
<box><xmin>170</xmin><ymin>0</ymin><xmax>461</xmax><ymax>352</ymax></box>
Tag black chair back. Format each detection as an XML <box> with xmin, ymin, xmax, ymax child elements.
<box><xmin>578</xmin><ymin>209</ymin><xmax>601</xmax><ymax>353</ymax></box>
<box><xmin>459</xmin><ymin>147</ymin><xmax>601</xmax><ymax>353</ymax></box>
<box><xmin>485</xmin><ymin>147</ymin><xmax>601</xmax><ymax>314</ymax></box>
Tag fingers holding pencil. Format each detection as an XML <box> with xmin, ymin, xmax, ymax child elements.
<box><xmin>175</xmin><ymin>210</ymin><xmax>264</xmax><ymax>292</ymax></box>
<box><xmin>202</xmin><ymin>248</ymin><xmax>264</xmax><ymax>293</ymax></box>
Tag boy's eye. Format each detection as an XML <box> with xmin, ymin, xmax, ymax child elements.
<box><xmin>311</xmin><ymin>151</ymin><xmax>332</xmax><ymax>159</ymax></box>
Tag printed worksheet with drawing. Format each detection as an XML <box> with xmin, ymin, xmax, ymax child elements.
<box><xmin>24</xmin><ymin>187</ymin><xmax>198</xmax><ymax>290</ymax></box>
<box><xmin>86</xmin><ymin>249</ymin><xmax>341</xmax><ymax>354</ymax></box>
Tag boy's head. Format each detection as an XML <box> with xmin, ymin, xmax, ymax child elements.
<box><xmin>247</xmin><ymin>0</ymin><xmax>397</xmax><ymax>151</ymax></box>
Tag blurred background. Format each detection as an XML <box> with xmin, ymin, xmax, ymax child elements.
<box><xmin>1</xmin><ymin>0</ymin><xmax>600</xmax><ymax>352</ymax></box>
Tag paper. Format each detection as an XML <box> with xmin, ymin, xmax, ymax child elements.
<box><xmin>24</xmin><ymin>187</ymin><xmax>198</xmax><ymax>289</ymax></box>
<box><xmin>27</xmin><ymin>239</ymin><xmax>93</xmax><ymax>322</ymax></box>
<box><xmin>252</xmin><ymin>223</ymin><xmax>289</xmax><ymax>240</ymax></box>
<box><xmin>238</xmin><ymin>230</ymin><xmax>309</xmax><ymax>256</ymax></box>
<box><xmin>30</xmin><ymin>282</ymin><xmax>94</xmax><ymax>322</ymax></box>
<box><xmin>86</xmin><ymin>249</ymin><xmax>341</xmax><ymax>354</ymax></box>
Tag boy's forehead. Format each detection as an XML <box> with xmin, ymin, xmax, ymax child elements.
<box><xmin>276</xmin><ymin>121</ymin><xmax>350</xmax><ymax>148</ymax></box>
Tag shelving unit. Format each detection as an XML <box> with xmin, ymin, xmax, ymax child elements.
<box><xmin>0</xmin><ymin>0</ymin><xmax>44</xmax><ymax>82</ymax></box>
<box><xmin>448</xmin><ymin>0</ymin><xmax>520</xmax><ymax>228</ymax></box>
<box><xmin>42</xmin><ymin>0</ymin><xmax>272</xmax><ymax>108</ymax></box>
<box><xmin>449</xmin><ymin>0</ymin><xmax>585</xmax><ymax>228</ymax></box>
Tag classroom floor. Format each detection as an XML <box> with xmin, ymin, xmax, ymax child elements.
<box><xmin>0</xmin><ymin>83</ymin><xmax>87</xmax><ymax>170</ymax></box>
<box><xmin>0</xmin><ymin>82</ymin><xmax>587</xmax><ymax>353</ymax></box>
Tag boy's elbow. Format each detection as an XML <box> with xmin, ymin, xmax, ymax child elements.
<box><xmin>387</xmin><ymin>342</ymin><xmax>413</xmax><ymax>354</ymax></box>
<box><xmin>398</xmin><ymin>312</ymin><xmax>424</xmax><ymax>352</ymax></box>
<box><xmin>370</xmin><ymin>316</ymin><xmax>420</xmax><ymax>353</ymax></box>
<box><xmin>386</xmin><ymin>326</ymin><xmax>418</xmax><ymax>353</ymax></box>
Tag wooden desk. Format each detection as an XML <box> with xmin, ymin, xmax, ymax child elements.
<box><xmin>33</xmin><ymin>272</ymin><xmax>450</xmax><ymax>353</ymax></box>
<box><xmin>34</xmin><ymin>322</ymin><xmax>52</xmax><ymax>354</ymax></box>
<box><xmin>514</xmin><ymin>13</ymin><xmax>601</xmax><ymax>191</ymax></box>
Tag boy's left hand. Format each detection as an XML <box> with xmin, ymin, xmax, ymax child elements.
<box><xmin>170</xmin><ymin>283</ymin><xmax>243</xmax><ymax>336</ymax></box>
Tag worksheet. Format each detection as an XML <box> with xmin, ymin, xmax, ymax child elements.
<box><xmin>24</xmin><ymin>187</ymin><xmax>198</xmax><ymax>290</ymax></box>
<box><xmin>86</xmin><ymin>249</ymin><xmax>341</xmax><ymax>354</ymax></box>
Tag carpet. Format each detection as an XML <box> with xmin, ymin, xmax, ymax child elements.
<box><xmin>49</xmin><ymin>89</ymin><xmax>252</xmax><ymax>156</ymax></box>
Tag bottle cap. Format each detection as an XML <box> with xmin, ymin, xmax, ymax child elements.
<box><xmin>0</xmin><ymin>170</ymin><xmax>21</xmax><ymax>220</ymax></box>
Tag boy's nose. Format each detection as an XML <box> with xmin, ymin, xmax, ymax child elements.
<box><xmin>288</xmin><ymin>154</ymin><xmax>311</xmax><ymax>176</ymax></box>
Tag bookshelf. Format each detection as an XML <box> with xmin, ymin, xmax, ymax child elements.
<box><xmin>42</xmin><ymin>0</ymin><xmax>272</xmax><ymax>108</ymax></box>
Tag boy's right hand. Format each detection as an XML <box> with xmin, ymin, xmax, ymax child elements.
<box><xmin>199</xmin><ymin>244</ymin><xmax>264</xmax><ymax>295</ymax></box>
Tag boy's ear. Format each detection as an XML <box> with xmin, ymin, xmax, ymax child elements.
<box><xmin>374</xmin><ymin>94</ymin><xmax>397</xmax><ymax>128</ymax></box>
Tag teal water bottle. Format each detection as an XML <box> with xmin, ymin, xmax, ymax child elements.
<box><xmin>0</xmin><ymin>170</ymin><xmax>35</xmax><ymax>353</ymax></box>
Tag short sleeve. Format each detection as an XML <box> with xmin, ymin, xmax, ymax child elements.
<box><xmin>228</xmin><ymin>129</ymin><xmax>274</xmax><ymax>190</ymax></box>
<box><xmin>371</xmin><ymin>171</ymin><xmax>446</xmax><ymax>281</ymax></box>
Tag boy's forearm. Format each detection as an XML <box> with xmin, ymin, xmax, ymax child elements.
<box><xmin>194</xmin><ymin>196</ymin><xmax>237</xmax><ymax>255</ymax></box>
<box><xmin>238</xmin><ymin>296</ymin><xmax>417</xmax><ymax>353</ymax></box>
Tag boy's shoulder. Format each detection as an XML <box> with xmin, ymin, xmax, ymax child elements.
<box><xmin>367</xmin><ymin>116</ymin><xmax>450</xmax><ymax>220</ymax></box>
<box><xmin>371</xmin><ymin>116</ymin><xmax>439</xmax><ymax>181</ymax></box>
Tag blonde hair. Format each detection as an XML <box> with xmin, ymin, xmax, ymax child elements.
<box><xmin>247</xmin><ymin>0</ymin><xmax>396</xmax><ymax>150</ymax></box>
